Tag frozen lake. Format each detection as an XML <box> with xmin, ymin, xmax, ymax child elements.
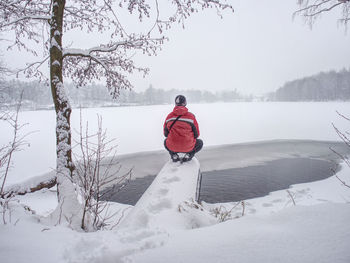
<box><xmin>1</xmin><ymin>102</ymin><xmax>350</xmax><ymax>185</ymax></box>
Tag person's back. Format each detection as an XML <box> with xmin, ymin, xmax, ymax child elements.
<box><xmin>163</xmin><ymin>95</ymin><xmax>203</xmax><ymax>162</ymax></box>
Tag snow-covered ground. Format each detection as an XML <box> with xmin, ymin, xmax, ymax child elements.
<box><xmin>1</xmin><ymin>102</ymin><xmax>350</xmax><ymax>262</ymax></box>
<box><xmin>0</xmin><ymin>161</ymin><xmax>349</xmax><ymax>263</ymax></box>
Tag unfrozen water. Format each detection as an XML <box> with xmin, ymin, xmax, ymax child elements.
<box><xmin>101</xmin><ymin>158</ymin><xmax>337</xmax><ymax>205</ymax></box>
<box><xmin>199</xmin><ymin>157</ymin><xmax>337</xmax><ymax>203</ymax></box>
<box><xmin>101</xmin><ymin>140</ymin><xmax>348</xmax><ymax>205</ymax></box>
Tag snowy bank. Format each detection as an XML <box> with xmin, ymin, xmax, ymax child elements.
<box><xmin>129</xmin><ymin>203</ymin><xmax>350</xmax><ymax>263</ymax></box>
<box><xmin>1</xmin><ymin>161</ymin><xmax>350</xmax><ymax>263</ymax></box>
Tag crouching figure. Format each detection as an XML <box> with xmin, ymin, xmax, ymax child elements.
<box><xmin>163</xmin><ymin>95</ymin><xmax>203</xmax><ymax>163</ymax></box>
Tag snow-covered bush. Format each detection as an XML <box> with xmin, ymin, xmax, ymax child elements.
<box><xmin>210</xmin><ymin>201</ymin><xmax>246</xmax><ymax>222</ymax></box>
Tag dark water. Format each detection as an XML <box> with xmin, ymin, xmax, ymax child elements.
<box><xmin>199</xmin><ymin>158</ymin><xmax>337</xmax><ymax>203</ymax></box>
<box><xmin>102</xmin><ymin>176</ymin><xmax>156</xmax><ymax>206</ymax></box>
<box><xmin>101</xmin><ymin>158</ymin><xmax>337</xmax><ymax>205</ymax></box>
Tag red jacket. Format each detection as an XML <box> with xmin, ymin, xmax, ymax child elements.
<box><xmin>163</xmin><ymin>106</ymin><xmax>200</xmax><ymax>153</ymax></box>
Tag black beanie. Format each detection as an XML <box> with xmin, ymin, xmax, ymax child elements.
<box><xmin>175</xmin><ymin>95</ymin><xmax>187</xmax><ymax>106</ymax></box>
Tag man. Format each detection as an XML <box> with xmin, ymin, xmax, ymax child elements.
<box><xmin>163</xmin><ymin>95</ymin><xmax>203</xmax><ymax>162</ymax></box>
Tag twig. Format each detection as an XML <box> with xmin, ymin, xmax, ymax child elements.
<box><xmin>286</xmin><ymin>190</ymin><xmax>296</xmax><ymax>206</ymax></box>
<box><xmin>336</xmin><ymin>175</ymin><xmax>350</xmax><ymax>188</ymax></box>
<box><xmin>110</xmin><ymin>206</ymin><xmax>132</xmax><ymax>230</ymax></box>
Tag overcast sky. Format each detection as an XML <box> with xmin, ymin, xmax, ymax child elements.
<box><xmin>1</xmin><ymin>0</ymin><xmax>350</xmax><ymax>96</ymax></box>
<box><xmin>132</xmin><ymin>0</ymin><xmax>350</xmax><ymax>95</ymax></box>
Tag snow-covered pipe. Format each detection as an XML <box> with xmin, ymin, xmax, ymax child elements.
<box><xmin>119</xmin><ymin>158</ymin><xmax>201</xmax><ymax>231</ymax></box>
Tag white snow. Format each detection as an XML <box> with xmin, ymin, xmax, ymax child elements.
<box><xmin>129</xmin><ymin>203</ymin><xmax>350</xmax><ymax>263</ymax></box>
<box><xmin>62</xmin><ymin>40</ymin><xmax>140</xmax><ymax>58</ymax></box>
<box><xmin>1</xmin><ymin>102</ymin><xmax>350</xmax><ymax>262</ymax></box>
<box><xmin>3</xmin><ymin>171</ymin><xmax>56</xmax><ymax>197</ymax></box>
<box><xmin>52</xmin><ymin>60</ymin><xmax>60</xmax><ymax>66</ymax></box>
<box><xmin>50</xmin><ymin>37</ymin><xmax>62</xmax><ymax>50</ymax></box>
<box><xmin>1</xmin><ymin>162</ymin><xmax>349</xmax><ymax>263</ymax></box>
<box><xmin>119</xmin><ymin>158</ymin><xmax>205</xmax><ymax>231</ymax></box>
<box><xmin>48</xmin><ymin>79</ymin><xmax>84</xmax><ymax>230</ymax></box>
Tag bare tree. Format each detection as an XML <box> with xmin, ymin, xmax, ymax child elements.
<box><xmin>0</xmin><ymin>92</ymin><xmax>30</xmax><ymax>224</ymax></box>
<box><xmin>295</xmin><ymin>0</ymin><xmax>350</xmax><ymax>26</ymax></box>
<box><xmin>0</xmin><ymin>92</ymin><xmax>29</xmax><ymax>196</ymax></box>
<box><xmin>0</xmin><ymin>0</ymin><xmax>233</xmax><ymax>229</ymax></box>
<box><xmin>73</xmin><ymin>112</ymin><xmax>132</xmax><ymax>231</ymax></box>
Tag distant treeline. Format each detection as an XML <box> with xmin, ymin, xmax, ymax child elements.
<box><xmin>269</xmin><ymin>68</ymin><xmax>350</xmax><ymax>101</ymax></box>
<box><xmin>0</xmin><ymin>80</ymin><xmax>251</xmax><ymax>109</ymax></box>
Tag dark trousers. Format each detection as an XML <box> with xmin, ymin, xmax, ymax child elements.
<box><xmin>164</xmin><ymin>139</ymin><xmax>203</xmax><ymax>156</ymax></box>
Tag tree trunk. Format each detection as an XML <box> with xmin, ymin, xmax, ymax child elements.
<box><xmin>50</xmin><ymin>0</ymin><xmax>73</xmax><ymax>179</ymax></box>
<box><xmin>47</xmin><ymin>0</ymin><xmax>87</xmax><ymax>230</ymax></box>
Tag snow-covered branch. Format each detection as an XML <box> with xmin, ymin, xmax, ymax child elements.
<box><xmin>1</xmin><ymin>173</ymin><xmax>57</xmax><ymax>199</ymax></box>
<box><xmin>62</xmin><ymin>40</ymin><xmax>146</xmax><ymax>58</ymax></box>
<box><xmin>1</xmin><ymin>15</ymin><xmax>50</xmax><ymax>28</ymax></box>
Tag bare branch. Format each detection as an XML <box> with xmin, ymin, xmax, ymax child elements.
<box><xmin>336</xmin><ymin>175</ymin><xmax>350</xmax><ymax>188</ymax></box>
<box><xmin>15</xmin><ymin>56</ymin><xmax>50</xmax><ymax>78</ymax></box>
<box><xmin>305</xmin><ymin>2</ymin><xmax>343</xmax><ymax>17</ymax></box>
<box><xmin>294</xmin><ymin>0</ymin><xmax>350</xmax><ymax>27</ymax></box>
<box><xmin>110</xmin><ymin>206</ymin><xmax>132</xmax><ymax>230</ymax></box>
<box><xmin>286</xmin><ymin>190</ymin><xmax>296</xmax><ymax>206</ymax></box>
<box><xmin>332</xmin><ymin>123</ymin><xmax>350</xmax><ymax>148</ymax></box>
<box><xmin>295</xmin><ymin>0</ymin><xmax>333</xmax><ymax>14</ymax></box>
<box><xmin>336</xmin><ymin>110</ymin><xmax>350</xmax><ymax>121</ymax></box>
<box><xmin>330</xmin><ymin>146</ymin><xmax>350</xmax><ymax>167</ymax></box>
<box><xmin>330</xmin><ymin>109</ymin><xmax>350</xmax><ymax>191</ymax></box>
